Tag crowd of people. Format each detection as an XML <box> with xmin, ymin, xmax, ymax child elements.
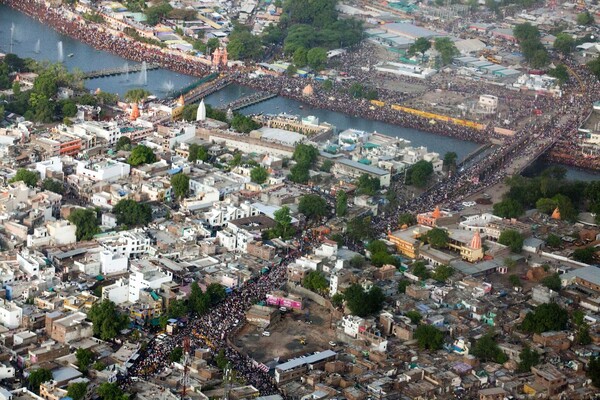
<box><xmin>4</xmin><ymin>0</ymin><xmax>211</xmax><ymax>77</ymax></box>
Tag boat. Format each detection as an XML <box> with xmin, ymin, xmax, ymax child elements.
<box><xmin>299</xmin><ymin>105</ymin><xmax>304</xmax><ymax>109</ymax></box>
<box><xmin>67</xmin><ymin>53</ymin><xmax>74</xmax><ymax>58</ymax></box>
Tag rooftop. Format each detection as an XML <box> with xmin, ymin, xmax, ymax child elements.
<box><xmin>276</xmin><ymin>350</ymin><xmax>337</xmax><ymax>372</ymax></box>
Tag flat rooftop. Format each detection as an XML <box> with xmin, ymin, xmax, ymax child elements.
<box><xmin>275</xmin><ymin>350</ymin><xmax>337</xmax><ymax>372</ymax></box>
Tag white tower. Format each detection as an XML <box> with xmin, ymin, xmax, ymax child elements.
<box><xmin>196</xmin><ymin>99</ymin><xmax>207</xmax><ymax>121</ymax></box>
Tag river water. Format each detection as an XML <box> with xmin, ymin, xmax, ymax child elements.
<box><xmin>1</xmin><ymin>4</ymin><xmax>598</xmax><ymax>178</ymax></box>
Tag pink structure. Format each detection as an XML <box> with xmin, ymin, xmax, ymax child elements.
<box><xmin>212</xmin><ymin>47</ymin><xmax>228</xmax><ymax>68</ymax></box>
<box><xmin>266</xmin><ymin>294</ymin><xmax>303</xmax><ymax>310</ymax></box>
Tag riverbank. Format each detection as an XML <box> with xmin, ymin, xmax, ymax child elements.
<box><xmin>233</xmin><ymin>74</ymin><xmax>489</xmax><ymax>144</ymax></box>
<box><xmin>546</xmin><ymin>147</ymin><xmax>600</xmax><ymax>171</ymax></box>
<box><xmin>1</xmin><ymin>0</ymin><xmax>210</xmax><ymax>77</ymax></box>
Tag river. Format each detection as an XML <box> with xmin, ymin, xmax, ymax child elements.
<box><xmin>2</xmin><ymin>3</ymin><xmax>598</xmax><ymax>175</ymax></box>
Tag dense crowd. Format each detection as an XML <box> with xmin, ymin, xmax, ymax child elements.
<box><xmin>3</xmin><ymin>0</ymin><xmax>211</xmax><ymax>77</ymax></box>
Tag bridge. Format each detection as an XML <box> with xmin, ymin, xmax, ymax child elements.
<box><xmin>183</xmin><ymin>77</ymin><xmax>231</xmax><ymax>105</ymax></box>
<box><xmin>216</xmin><ymin>91</ymin><xmax>277</xmax><ymax>112</ymax></box>
<box><xmin>83</xmin><ymin>64</ymin><xmax>159</xmax><ymax>79</ymax></box>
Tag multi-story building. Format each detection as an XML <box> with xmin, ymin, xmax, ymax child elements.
<box><xmin>128</xmin><ymin>260</ymin><xmax>173</xmax><ymax>303</ymax></box>
<box><xmin>46</xmin><ymin>312</ymin><xmax>93</xmax><ymax>343</ymax></box>
<box><xmin>73</xmin><ymin>120</ymin><xmax>121</xmax><ymax>145</ymax></box>
<box><xmin>33</xmin><ymin>133</ymin><xmax>82</xmax><ymax>157</ymax></box>
<box><xmin>203</xmin><ymin>201</ymin><xmax>258</xmax><ymax>228</ymax></box>
<box><xmin>98</xmin><ymin>230</ymin><xmax>151</xmax><ymax>259</ymax></box>
<box><xmin>75</xmin><ymin>159</ymin><xmax>131</xmax><ymax>182</ymax></box>
<box><xmin>0</xmin><ymin>299</ymin><xmax>22</xmax><ymax>329</ymax></box>
<box><xmin>388</xmin><ymin>226</ymin><xmax>431</xmax><ymax>258</ymax></box>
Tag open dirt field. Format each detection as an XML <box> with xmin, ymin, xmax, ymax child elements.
<box><xmin>233</xmin><ymin>301</ymin><xmax>337</xmax><ymax>364</ymax></box>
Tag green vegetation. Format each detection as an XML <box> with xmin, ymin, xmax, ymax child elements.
<box><xmin>431</xmin><ymin>265</ymin><xmax>453</xmax><ymax>283</ymax></box>
<box><xmin>188</xmin><ymin>282</ymin><xmax>227</xmax><ymax>315</ymax></box>
<box><xmin>424</xmin><ymin>227</ymin><xmax>449</xmax><ymax>249</ymax></box>
<box><xmin>588</xmin><ymin>357</ymin><xmax>600</xmax><ymax>388</ymax></box>
<box><xmin>443</xmin><ymin>152</ymin><xmax>458</xmax><ymax>172</ymax></box>
<box><xmin>541</xmin><ymin>273</ymin><xmax>561</xmax><ymax>291</ymax></box>
<box><xmin>407</xmin><ymin>160</ymin><xmax>434</xmax><ymax>188</ymax></box>
<box><xmin>367</xmin><ymin>240</ymin><xmax>398</xmax><ymax>267</ymax></box>
<box><xmin>336</xmin><ymin>191</ymin><xmax>348</xmax><ymax>217</ymax></box>
<box><xmin>517</xmin><ymin>346</ymin><xmax>540</xmax><ymax>373</ymax></box>
<box><xmin>509</xmin><ymin>274</ymin><xmax>522</xmax><ymax>287</ymax></box>
<box><xmin>88</xmin><ymin>300</ymin><xmax>129</xmax><ymax>341</ymax></box>
<box><xmin>412</xmin><ymin>260</ymin><xmax>430</xmax><ymax>280</ymax></box>
<box><xmin>288</xmin><ymin>144</ymin><xmax>319</xmax><ymax>184</ymax></box>
<box><xmin>116</xmin><ymin>136</ymin><xmax>132</xmax><ymax>152</ymax></box>
<box><xmin>498</xmin><ymin>230</ymin><xmax>524</xmax><ymax>253</ymax></box>
<box><xmin>10</xmin><ymin>168</ymin><xmax>39</xmax><ymax>187</ymax></box>
<box><xmin>298</xmin><ymin>194</ymin><xmax>329</xmax><ymax>220</ymax></box>
<box><xmin>231</xmin><ymin>113</ymin><xmax>260</xmax><ymax>133</ymax></box>
<box><xmin>128</xmin><ymin>145</ymin><xmax>157</xmax><ymax>166</ymax></box>
<box><xmin>227</xmin><ymin>23</ymin><xmax>262</xmax><ymax>61</ymax></box>
<box><xmin>124</xmin><ymin>88</ymin><xmax>151</xmax><ymax>103</ymax></box>
<box><xmin>434</xmin><ymin>37</ymin><xmax>459</xmax><ymax>66</ymax></box>
<box><xmin>588</xmin><ymin>55</ymin><xmax>600</xmax><ymax>81</ymax></box>
<box><xmin>170</xmin><ymin>347</ymin><xmax>183</xmax><ymax>363</ymax></box>
<box><xmin>68</xmin><ymin>208</ymin><xmax>100</xmax><ymax>241</ymax></box>
<box><xmin>75</xmin><ymin>348</ymin><xmax>95</xmax><ymax>373</ymax></box>
<box><xmin>82</xmin><ymin>12</ymin><xmax>105</xmax><ymax>23</ymax></box>
<box><xmin>170</xmin><ymin>173</ymin><xmax>190</xmax><ymax>199</ymax></box>
<box><xmin>397</xmin><ymin>279</ymin><xmax>411</xmax><ymax>294</ymax></box>
<box><xmin>350</xmin><ymin>255</ymin><xmax>366</xmax><ymax>268</ymax></box>
<box><xmin>97</xmin><ymin>382</ymin><xmax>129</xmax><ymax>400</ymax></box>
<box><xmin>188</xmin><ymin>143</ymin><xmax>209</xmax><ymax>162</ymax></box>
<box><xmin>271</xmin><ymin>206</ymin><xmax>295</xmax><ymax>240</ymax></box>
<box><xmin>348</xmin><ymin>82</ymin><xmax>378</xmax><ymax>100</ymax></box>
<box><xmin>406</xmin><ymin>310</ymin><xmax>422</xmax><ymax>325</ymax></box>
<box><xmin>346</xmin><ymin>215</ymin><xmax>375</xmax><ymax>242</ymax></box>
<box><xmin>513</xmin><ymin>23</ymin><xmax>548</xmax><ymax>68</ymax></box>
<box><xmin>414</xmin><ymin>324</ymin><xmax>444</xmax><ymax>350</ymax></box>
<box><xmin>545</xmin><ymin>233</ymin><xmax>561</xmax><ymax>248</ymax></box>
<box><xmin>576</xmin><ymin>11</ymin><xmax>595</xmax><ymax>25</ymax></box>
<box><xmin>67</xmin><ymin>382</ymin><xmax>89</xmax><ymax>400</ymax></box>
<box><xmin>28</xmin><ymin>368</ymin><xmax>52</xmax><ymax>393</ymax></box>
<box><xmin>112</xmin><ymin>199</ymin><xmax>152</xmax><ymax>226</ymax></box>
<box><xmin>145</xmin><ymin>1</ymin><xmax>173</xmax><ymax>26</ymax></box>
<box><xmin>408</xmin><ymin>37</ymin><xmax>431</xmax><ymax>62</ymax></box>
<box><xmin>331</xmin><ymin>292</ymin><xmax>344</xmax><ymax>308</ymax></box>
<box><xmin>302</xmin><ymin>271</ymin><xmax>328</xmax><ymax>294</ymax></box>
<box><xmin>572</xmin><ymin>247</ymin><xmax>596</xmax><ymax>264</ymax></box>
<box><xmin>356</xmin><ymin>173</ymin><xmax>381</xmax><ymax>195</ymax></box>
<box><xmin>250</xmin><ymin>166</ymin><xmax>269</xmax><ymax>184</ymax></box>
<box><xmin>124</xmin><ymin>27</ymin><xmax>166</xmax><ymax>48</ymax></box>
<box><xmin>344</xmin><ymin>283</ymin><xmax>386</xmax><ymax>317</ymax></box>
<box><xmin>553</xmin><ymin>33</ymin><xmax>575</xmax><ymax>54</ymax></box>
<box><xmin>472</xmin><ymin>332</ymin><xmax>508</xmax><ymax>363</ymax></box>
<box><xmin>521</xmin><ymin>303</ymin><xmax>568</xmax><ymax>334</ymax></box>
<box><xmin>493</xmin><ymin>199</ymin><xmax>524</xmax><ymax>218</ymax></box>
<box><xmin>398</xmin><ymin>213</ymin><xmax>416</xmax><ymax>226</ymax></box>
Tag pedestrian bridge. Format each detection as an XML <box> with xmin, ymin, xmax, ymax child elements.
<box><xmin>83</xmin><ymin>64</ymin><xmax>160</xmax><ymax>79</ymax></box>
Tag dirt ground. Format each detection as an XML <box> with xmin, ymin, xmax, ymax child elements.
<box><xmin>233</xmin><ymin>301</ymin><xmax>337</xmax><ymax>364</ymax></box>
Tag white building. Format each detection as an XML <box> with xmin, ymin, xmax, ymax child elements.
<box><xmin>98</xmin><ymin>230</ymin><xmax>151</xmax><ymax>259</ymax></box>
<box><xmin>35</xmin><ymin>157</ymin><xmax>63</xmax><ymax>180</ymax></box>
<box><xmin>0</xmin><ymin>363</ymin><xmax>15</xmax><ymax>379</ymax></box>
<box><xmin>47</xmin><ymin>220</ymin><xmax>77</xmax><ymax>245</ymax></box>
<box><xmin>75</xmin><ymin>159</ymin><xmax>131</xmax><ymax>182</ymax></box>
<box><xmin>203</xmin><ymin>201</ymin><xmax>258</xmax><ymax>228</ymax></box>
<box><xmin>182</xmin><ymin>181</ymin><xmax>220</xmax><ymax>211</ymax></box>
<box><xmin>73</xmin><ymin>121</ymin><xmax>121</xmax><ymax>145</ymax></box>
<box><xmin>102</xmin><ymin>278</ymin><xmax>130</xmax><ymax>304</ymax></box>
<box><xmin>0</xmin><ymin>299</ymin><xmax>22</xmax><ymax>329</ymax></box>
<box><xmin>478</xmin><ymin>95</ymin><xmax>498</xmax><ymax>114</ymax></box>
<box><xmin>74</xmin><ymin>247</ymin><xmax>128</xmax><ymax>276</ymax></box>
<box><xmin>128</xmin><ymin>260</ymin><xmax>173</xmax><ymax>302</ymax></box>
<box><xmin>17</xmin><ymin>249</ymin><xmax>47</xmax><ymax>277</ymax></box>
<box><xmin>342</xmin><ymin>315</ymin><xmax>364</xmax><ymax>338</ymax></box>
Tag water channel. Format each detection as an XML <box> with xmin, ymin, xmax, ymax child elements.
<box><xmin>1</xmin><ymin>4</ymin><xmax>598</xmax><ymax>179</ymax></box>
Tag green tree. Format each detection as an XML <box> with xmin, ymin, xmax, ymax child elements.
<box><xmin>188</xmin><ymin>143</ymin><xmax>209</xmax><ymax>162</ymax></box>
<box><xmin>293</xmin><ymin>143</ymin><xmax>319</xmax><ymax>166</ymax></box>
<box><xmin>288</xmin><ymin>163</ymin><xmax>310</xmax><ymax>183</ymax></box>
<box><xmin>576</xmin><ymin>11</ymin><xmax>595</xmax><ymax>25</ymax></box>
<box><xmin>572</xmin><ymin>247</ymin><xmax>596</xmax><ymax>263</ymax></box>
<box><xmin>68</xmin><ymin>208</ymin><xmax>100</xmax><ymax>241</ymax></box>
<box><xmin>349</xmin><ymin>255</ymin><xmax>365</xmax><ymax>268</ymax></box>
<box><xmin>346</xmin><ymin>215</ymin><xmax>375</xmax><ymax>242</ymax></box>
<box><xmin>128</xmin><ymin>145</ymin><xmax>157</xmax><ymax>166</ymax></box>
<box><xmin>434</xmin><ymin>37</ymin><xmax>459</xmax><ymax>66</ymax></box>
<box><xmin>472</xmin><ymin>333</ymin><xmax>507</xmax><ymax>363</ymax></box>
<box><xmin>336</xmin><ymin>191</ymin><xmax>348</xmax><ymax>217</ymax></box>
<box><xmin>61</xmin><ymin>100</ymin><xmax>78</xmax><ymax>117</ymax></box>
<box><xmin>214</xmin><ymin>349</ymin><xmax>228</xmax><ymax>370</ymax></box>
<box><xmin>425</xmin><ymin>228</ymin><xmax>449</xmax><ymax>248</ymax></box>
<box><xmin>293</xmin><ymin>47</ymin><xmax>308</xmax><ymax>67</ymax></box>
<box><xmin>286</xmin><ymin>64</ymin><xmax>298</xmax><ymax>76</ymax></box>
<box><xmin>97</xmin><ymin>382</ymin><xmax>128</xmax><ymax>400</ymax></box>
<box><xmin>188</xmin><ymin>282</ymin><xmax>210</xmax><ymax>315</ymax></box>
<box><xmin>541</xmin><ymin>273</ymin><xmax>561</xmax><ymax>291</ymax></box>
<box><xmin>406</xmin><ymin>310</ymin><xmax>422</xmax><ymax>325</ymax></box>
<box><xmin>493</xmin><ymin>199</ymin><xmax>524</xmax><ymax>218</ymax></box>
<box><xmin>432</xmin><ymin>265</ymin><xmax>453</xmax><ymax>283</ymax></box>
<box><xmin>546</xmin><ymin>234</ymin><xmax>562</xmax><ymax>248</ymax></box>
<box><xmin>517</xmin><ymin>346</ymin><xmax>540</xmax><ymax>373</ymax></box>
<box><xmin>553</xmin><ymin>33</ymin><xmax>575</xmax><ymax>54</ymax></box>
<box><xmin>298</xmin><ymin>194</ymin><xmax>328</xmax><ymax>220</ymax></box>
<box><xmin>206</xmin><ymin>38</ymin><xmax>220</xmax><ymax>55</ymax></box>
<box><xmin>303</xmin><ymin>271</ymin><xmax>328</xmax><ymax>293</ymax></box>
<box><xmin>412</xmin><ymin>261</ymin><xmax>430</xmax><ymax>280</ymax></box>
<box><xmin>41</xmin><ymin>178</ymin><xmax>64</xmax><ymax>194</ymax></box>
<box><xmin>410</xmin><ymin>160</ymin><xmax>434</xmax><ymax>188</ymax></box>
<box><xmin>28</xmin><ymin>368</ymin><xmax>52</xmax><ymax>393</ymax></box>
<box><xmin>112</xmin><ymin>199</ymin><xmax>152</xmax><ymax>226</ymax></box>
<box><xmin>398</xmin><ymin>279</ymin><xmax>411</xmax><ymax>294</ymax></box>
<box><xmin>344</xmin><ymin>283</ymin><xmax>385</xmax><ymax>317</ymax></box>
<box><xmin>509</xmin><ymin>274</ymin><xmax>522</xmax><ymax>287</ymax></box>
<box><xmin>145</xmin><ymin>1</ymin><xmax>173</xmax><ymax>25</ymax></box>
<box><xmin>67</xmin><ymin>382</ymin><xmax>88</xmax><ymax>400</ymax></box>
<box><xmin>576</xmin><ymin>323</ymin><xmax>592</xmax><ymax>345</ymax></box>
<box><xmin>116</xmin><ymin>136</ymin><xmax>132</xmax><ymax>151</ymax></box>
<box><xmin>271</xmin><ymin>206</ymin><xmax>295</xmax><ymax>240</ymax></box>
<box><xmin>498</xmin><ymin>229</ymin><xmax>524</xmax><ymax>253</ymax></box>
<box><xmin>10</xmin><ymin>168</ymin><xmax>39</xmax><ymax>187</ymax></box>
<box><xmin>322</xmin><ymin>79</ymin><xmax>333</xmax><ymax>91</ymax></box>
<box><xmin>170</xmin><ymin>347</ymin><xmax>183</xmax><ymax>363</ymax></box>
<box><xmin>88</xmin><ymin>300</ymin><xmax>130</xmax><ymax>341</ymax></box>
<box><xmin>443</xmin><ymin>151</ymin><xmax>458</xmax><ymax>172</ymax></box>
<box><xmin>356</xmin><ymin>173</ymin><xmax>381</xmax><ymax>195</ymax></box>
<box><xmin>306</xmin><ymin>47</ymin><xmax>327</xmax><ymax>70</ymax></box>
<box><xmin>398</xmin><ymin>213</ymin><xmax>416</xmax><ymax>226</ymax></box>
<box><xmin>166</xmin><ymin>299</ymin><xmax>188</xmax><ymax>318</ymax></box>
<box><xmin>250</xmin><ymin>166</ymin><xmax>269</xmax><ymax>184</ymax></box>
<box><xmin>331</xmin><ymin>293</ymin><xmax>344</xmax><ymax>308</ymax></box>
<box><xmin>521</xmin><ymin>303</ymin><xmax>568</xmax><ymax>334</ymax></box>
<box><xmin>170</xmin><ymin>173</ymin><xmax>190</xmax><ymax>200</ymax></box>
<box><xmin>124</xmin><ymin>88</ymin><xmax>151</xmax><ymax>103</ymax></box>
<box><xmin>414</xmin><ymin>324</ymin><xmax>444</xmax><ymax>350</ymax></box>
<box><xmin>408</xmin><ymin>37</ymin><xmax>431</xmax><ymax>61</ymax></box>
<box><xmin>231</xmin><ymin>113</ymin><xmax>260</xmax><ymax>133</ymax></box>
<box><xmin>320</xmin><ymin>159</ymin><xmax>333</xmax><ymax>173</ymax></box>
<box><xmin>227</xmin><ymin>25</ymin><xmax>262</xmax><ymax>60</ymax></box>
<box><xmin>206</xmin><ymin>283</ymin><xmax>227</xmax><ymax>305</ymax></box>
<box><xmin>588</xmin><ymin>357</ymin><xmax>600</xmax><ymax>388</ymax></box>
<box><xmin>514</xmin><ymin>22</ymin><xmax>541</xmax><ymax>42</ymax></box>
<box><xmin>75</xmin><ymin>348</ymin><xmax>95</xmax><ymax>373</ymax></box>
<box><xmin>530</xmin><ymin>49</ymin><xmax>549</xmax><ymax>69</ymax></box>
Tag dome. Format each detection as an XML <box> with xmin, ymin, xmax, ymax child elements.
<box><xmin>470</xmin><ymin>231</ymin><xmax>482</xmax><ymax>250</ymax></box>
<box><xmin>302</xmin><ymin>84</ymin><xmax>314</xmax><ymax>97</ymax></box>
<box><xmin>551</xmin><ymin>207</ymin><xmax>561</xmax><ymax>220</ymax></box>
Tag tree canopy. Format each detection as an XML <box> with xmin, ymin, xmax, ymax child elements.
<box><xmin>188</xmin><ymin>143</ymin><xmax>209</xmax><ymax>162</ymax></box>
<box><xmin>124</xmin><ymin>88</ymin><xmax>151</xmax><ymax>103</ymax></box>
<box><xmin>298</xmin><ymin>194</ymin><xmax>329</xmax><ymax>220</ymax></box>
<box><xmin>227</xmin><ymin>24</ymin><xmax>262</xmax><ymax>60</ymax></box>
<box><xmin>425</xmin><ymin>228</ymin><xmax>449</xmax><ymax>248</ymax></box>
<box><xmin>67</xmin><ymin>382</ymin><xmax>89</xmax><ymax>400</ymax></box>
<box><xmin>336</xmin><ymin>191</ymin><xmax>348</xmax><ymax>217</ymax></box>
<box><xmin>76</xmin><ymin>348</ymin><xmax>95</xmax><ymax>373</ymax></box>
<box><xmin>170</xmin><ymin>173</ymin><xmax>190</xmax><ymax>200</ymax></box>
<box><xmin>414</xmin><ymin>324</ymin><xmax>444</xmax><ymax>350</ymax></box>
<box><xmin>517</xmin><ymin>346</ymin><xmax>540</xmax><ymax>373</ymax></box>
<box><xmin>408</xmin><ymin>37</ymin><xmax>431</xmax><ymax>61</ymax></box>
<box><xmin>409</xmin><ymin>160</ymin><xmax>434</xmax><ymax>188</ymax></box>
<box><xmin>112</xmin><ymin>199</ymin><xmax>152</xmax><ymax>226</ymax></box>
<box><xmin>128</xmin><ymin>145</ymin><xmax>157</xmax><ymax>166</ymax></box>
<box><xmin>88</xmin><ymin>300</ymin><xmax>130</xmax><ymax>341</ymax></box>
<box><xmin>521</xmin><ymin>303</ymin><xmax>568</xmax><ymax>334</ymax></box>
<box><xmin>68</xmin><ymin>208</ymin><xmax>100</xmax><ymax>241</ymax></box>
<box><xmin>498</xmin><ymin>229</ymin><xmax>524</xmax><ymax>253</ymax></box>
<box><xmin>250</xmin><ymin>166</ymin><xmax>269</xmax><ymax>184</ymax></box>
<box><xmin>344</xmin><ymin>283</ymin><xmax>386</xmax><ymax>317</ymax></box>
<box><xmin>472</xmin><ymin>332</ymin><xmax>508</xmax><ymax>363</ymax></box>
<box><xmin>493</xmin><ymin>199</ymin><xmax>524</xmax><ymax>219</ymax></box>
<box><xmin>356</xmin><ymin>174</ymin><xmax>381</xmax><ymax>195</ymax></box>
<box><xmin>303</xmin><ymin>271</ymin><xmax>328</xmax><ymax>294</ymax></box>
<box><xmin>28</xmin><ymin>368</ymin><xmax>52</xmax><ymax>393</ymax></box>
<box><xmin>10</xmin><ymin>168</ymin><xmax>39</xmax><ymax>187</ymax></box>
<box><xmin>434</xmin><ymin>37</ymin><xmax>459</xmax><ymax>66</ymax></box>
<box><xmin>97</xmin><ymin>382</ymin><xmax>129</xmax><ymax>400</ymax></box>
<box><xmin>271</xmin><ymin>206</ymin><xmax>295</xmax><ymax>240</ymax></box>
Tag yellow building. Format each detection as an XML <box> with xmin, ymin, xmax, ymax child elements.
<box><xmin>388</xmin><ymin>226</ymin><xmax>431</xmax><ymax>258</ymax></box>
<box><xmin>447</xmin><ymin>229</ymin><xmax>484</xmax><ymax>263</ymax></box>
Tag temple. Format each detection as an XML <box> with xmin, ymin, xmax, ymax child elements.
<box><xmin>196</xmin><ymin>99</ymin><xmax>207</xmax><ymax>121</ymax></box>
<box><xmin>212</xmin><ymin>47</ymin><xmax>228</xmax><ymax>68</ymax></box>
<box><xmin>130</xmin><ymin>103</ymin><xmax>140</xmax><ymax>121</ymax></box>
<box><xmin>551</xmin><ymin>207</ymin><xmax>561</xmax><ymax>220</ymax></box>
<box><xmin>417</xmin><ymin>205</ymin><xmax>458</xmax><ymax>227</ymax></box>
